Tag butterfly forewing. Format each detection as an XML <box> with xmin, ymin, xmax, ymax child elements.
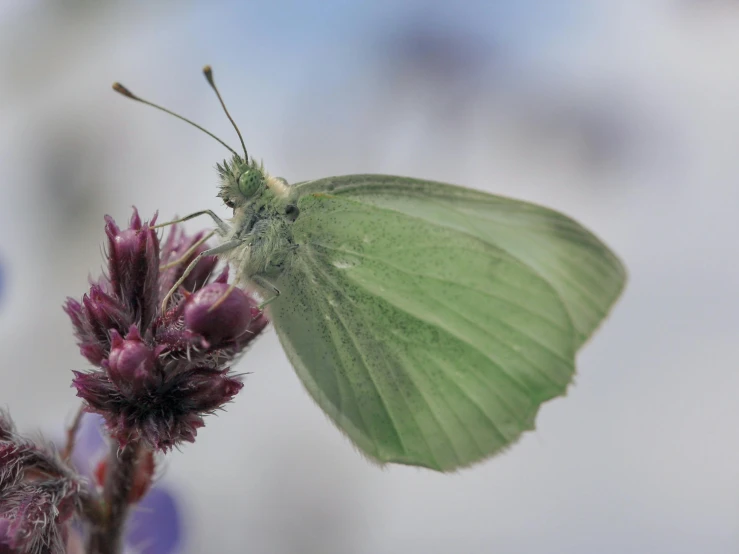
<box><xmin>293</xmin><ymin>175</ymin><xmax>627</xmax><ymax>347</ymax></box>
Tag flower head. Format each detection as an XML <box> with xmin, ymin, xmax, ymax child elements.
<box><xmin>65</xmin><ymin>210</ymin><xmax>268</xmax><ymax>451</ymax></box>
<box><xmin>0</xmin><ymin>411</ymin><xmax>82</xmax><ymax>554</ymax></box>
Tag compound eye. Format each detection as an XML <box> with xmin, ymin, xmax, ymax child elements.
<box><xmin>238</xmin><ymin>170</ymin><xmax>263</xmax><ymax>198</ymax></box>
<box><xmin>284</xmin><ymin>203</ymin><xmax>300</xmax><ymax>222</ymax></box>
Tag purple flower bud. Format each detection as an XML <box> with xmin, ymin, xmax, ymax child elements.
<box><xmin>71</xmin><ymin>372</ymin><xmax>115</xmax><ymax>413</ymax></box>
<box><xmin>0</xmin><ymin>483</ymin><xmax>77</xmax><ymax>554</ymax></box>
<box><xmin>0</xmin><ymin>412</ymin><xmax>82</xmax><ymax>554</ymax></box>
<box><xmin>83</xmin><ymin>287</ymin><xmax>130</xmax><ymax>338</ymax></box>
<box><xmin>65</xmin><ymin>286</ymin><xmax>132</xmax><ymax>365</ymax></box>
<box><xmin>160</xmin><ymin>228</ymin><xmax>219</xmax><ymax>296</ymax></box>
<box><xmin>177</xmin><ymin>369</ymin><xmax>244</xmax><ymax>412</ymax></box>
<box><xmin>105</xmin><ymin>210</ymin><xmax>159</xmax><ymax>332</ymax></box>
<box><xmin>184</xmin><ymin>283</ymin><xmax>260</xmax><ymax>346</ymax></box>
<box><xmin>106</xmin><ymin>327</ymin><xmax>157</xmax><ymax>394</ymax></box>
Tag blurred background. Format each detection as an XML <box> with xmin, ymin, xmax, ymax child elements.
<box><xmin>1</xmin><ymin>1</ymin><xmax>738</xmax><ymax>552</ymax></box>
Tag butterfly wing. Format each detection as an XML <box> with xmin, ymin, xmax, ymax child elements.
<box><xmin>266</xmin><ymin>175</ymin><xmax>624</xmax><ymax>471</ymax></box>
<box><xmin>293</xmin><ymin>175</ymin><xmax>627</xmax><ymax>347</ymax></box>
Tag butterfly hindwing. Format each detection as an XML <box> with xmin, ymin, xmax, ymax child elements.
<box><xmin>267</xmin><ymin>188</ymin><xmax>583</xmax><ymax>471</ymax></box>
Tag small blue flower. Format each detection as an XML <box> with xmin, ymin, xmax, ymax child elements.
<box><xmin>70</xmin><ymin>414</ymin><xmax>183</xmax><ymax>554</ymax></box>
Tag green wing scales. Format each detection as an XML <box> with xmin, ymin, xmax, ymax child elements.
<box><xmin>295</xmin><ymin>175</ymin><xmax>627</xmax><ymax>347</ymax></box>
<box><xmin>265</xmin><ymin>176</ymin><xmax>625</xmax><ymax>471</ymax></box>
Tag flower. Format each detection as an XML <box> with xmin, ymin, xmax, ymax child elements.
<box><xmin>68</xmin><ymin>414</ymin><xmax>183</xmax><ymax>554</ymax></box>
<box><xmin>65</xmin><ymin>209</ymin><xmax>268</xmax><ymax>451</ymax></box>
<box><xmin>0</xmin><ymin>410</ymin><xmax>82</xmax><ymax>554</ymax></box>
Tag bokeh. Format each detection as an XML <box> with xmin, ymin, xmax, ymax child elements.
<box><xmin>1</xmin><ymin>1</ymin><xmax>738</xmax><ymax>553</ymax></box>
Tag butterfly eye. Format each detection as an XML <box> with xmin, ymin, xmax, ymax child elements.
<box><xmin>284</xmin><ymin>204</ymin><xmax>300</xmax><ymax>222</ymax></box>
<box><xmin>238</xmin><ymin>170</ymin><xmax>263</xmax><ymax>198</ymax></box>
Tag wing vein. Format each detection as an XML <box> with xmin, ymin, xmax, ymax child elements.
<box><xmin>303</xmin><ymin>250</ymin><xmax>515</xmax><ymax>466</ymax></box>
<box><xmin>303</xmin><ymin>247</ymin><xmax>446</xmax><ymax>467</ymax></box>
<box><xmin>306</xmin><ymin>245</ymin><xmax>541</xmax><ymax>404</ymax></box>
<box><xmin>310</xmin><ymin>243</ymin><xmax>574</xmax><ymax>366</ymax></box>
<box><xmin>309</xmin><ymin>243</ymin><xmax>570</xmax><ymax>334</ymax></box>
<box><xmin>430</xmin><ymin>290</ymin><xmax>569</xmax><ymax>390</ymax></box>
<box><xmin>291</xmin><ymin>257</ymin><xmax>376</xmax><ymax>455</ymax></box>
<box><xmin>418</xmin><ymin>352</ymin><xmax>519</xmax><ymax>447</ymax></box>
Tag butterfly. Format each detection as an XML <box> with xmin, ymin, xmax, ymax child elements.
<box><xmin>114</xmin><ymin>66</ymin><xmax>626</xmax><ymax>471</ymax></box>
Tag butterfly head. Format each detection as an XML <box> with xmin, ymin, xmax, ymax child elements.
<box><xmin>217</xmin><ymin>154</ymin><xmax>268</xmax><ymax>209</ymax></box>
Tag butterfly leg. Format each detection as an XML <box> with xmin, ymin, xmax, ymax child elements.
<box><xmin>206</xmin><ymin>281</ymin><xmax>238</xmax><ymax>313</ymax></box>
<box><xmin>252</xmin><ymin>275</ymin><xmax>280</xmax><ymax>309</ymax></box>
<box><xmin>152</xmin><ymin>210</ymin><xmax>231</xmax><ymax>236</ymax></box>
<box><xmin>161</xmin><ymin>239</ymin><xmax>243</xmax><ymax>312</ymax></box>
<box><xmin>160</xmin><ymin>230</ymin><xmax>217</xmax><ymax>270</ymax></box>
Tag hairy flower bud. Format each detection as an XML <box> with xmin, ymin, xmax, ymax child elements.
<box><xmin>0</xmin><ymin>411</ymin><xmax>82</xmax><ymax>554</ymax></box>
<box><xmin>160</xmin><ymin>228</ymin><xmax>219</xmax><ymax>296</ymax></box>
<box><xmin>105</xmin><ymin>212</ymin><xmax>159</xmax><ymax>332</ymax></box>
<box><xmin>177</xmin><ymin>369</ymin><xmax>244</xmax><ymax>413</ymax></box>
<box><xmin>106</xmin><ymin>327</ymin><xmax>158</xmax><ymax>394</ymax></box>
<box><xmin>184</xmin><ymin>283</ymin><xmax>260</xmax><ymax>346</ymax></box>
<box><xmin>64</xmin><ymin>286</ymin><xmax>131</xmax><ymax>366</ymax></box>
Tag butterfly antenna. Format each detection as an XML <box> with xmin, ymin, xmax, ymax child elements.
<box><xmin>202</xmin><ymin>65</ymin><xmax>249</xmax><ymax>162</ymax></box>
<box><xmin>112</xmin><ymin>82</ymin><xmax>239</xmax><ymax>157</ymax></box>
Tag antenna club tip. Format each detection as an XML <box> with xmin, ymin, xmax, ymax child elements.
<box><xmin>203</xmin><ymin>65</ymin><xmax>214</xmax><ymax>85</ymax></box>
<box><xmin>112</xmin><ymin>82</ymin><xmax>136</xmax><ymax>99</ymax></box>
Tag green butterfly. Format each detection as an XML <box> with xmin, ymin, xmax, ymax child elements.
<box><xmin>115</xmin><ymin>67</ymin><xmax>626</xmax><ymax>471</ymax></box>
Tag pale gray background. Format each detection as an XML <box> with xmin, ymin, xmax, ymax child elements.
<box><xmin>1</xmin><ymin>1</ymin><xmax>738</xmax><ymax>553</ymax></box>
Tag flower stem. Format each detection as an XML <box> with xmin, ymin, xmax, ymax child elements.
<box><xmin>61</xmin><ymin>404</ymin><xmax>86</xmax><ymax>462</ymax></box>
<box><xmin>87</xmin><ymin>441</ymin><xmax>141</xmax><ymax>554</ymax></box>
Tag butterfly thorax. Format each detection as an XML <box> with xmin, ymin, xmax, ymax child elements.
<box><xmin>216</xmin><ymin>155</ymin><xmax>299</xmax><ymax>285</ymax></box>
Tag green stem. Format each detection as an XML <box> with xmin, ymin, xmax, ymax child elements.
<box><xmin>86</xmin><ymin>441</ymin><xmax>140</xmax><ymax>554</ymax></box>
